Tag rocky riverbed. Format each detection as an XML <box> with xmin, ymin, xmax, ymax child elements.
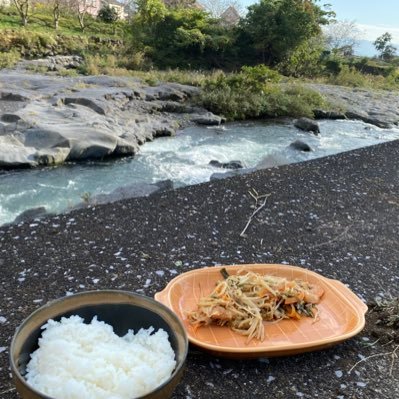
<box><xmin>1</xmin><ymin>66</ymin><xmax>399</xmax><ymax>169</ymax></box>
<box><xmin>311</xmin><ymin>83</ymin><xmax>399</xmax><ymax>128</ymax></box>
<box><xmin>0</xmin><ymin>71</ymin><xmax>222</xmax><ymax>168</ymax></box>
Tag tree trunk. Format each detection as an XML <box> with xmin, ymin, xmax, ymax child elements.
<box><xmin>53</xmin><ymin>5</ymin><xmax>60</xmax><ymax>30</ymax></box>
<box><xmin>78</xmin><ymin>13</ymin><xmax>85</xmax><ymax>32</ymax></box>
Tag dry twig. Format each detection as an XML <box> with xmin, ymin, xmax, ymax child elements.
<box><xmin>389</xmin><ymin>345</ymin><xmax>399</xmax><ymax>376</ymax></box>
<box><xmin>309</xmin><ymin>224</ymin><xmax>353</xmax><ymax>250</ymax></box>
<box><xmin>348</xmin><ymin>345</ymin><xmax>399</xmax><ymax>376</ymax></box>
<box><xmin>240</xmin><ymin>189</ymin><xmax>270</xmax><ymax>238</ymax></box>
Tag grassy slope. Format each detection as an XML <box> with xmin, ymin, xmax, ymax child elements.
<box><xmin>0</xmin><ymin>6</ymin><xmax>127</xmax><ymax>38</ymax></box>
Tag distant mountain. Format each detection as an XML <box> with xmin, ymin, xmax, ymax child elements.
<box><xmin>354</xmin><ymin>39</ymin><xmax>399</xmax><ymax>57</ymax></box>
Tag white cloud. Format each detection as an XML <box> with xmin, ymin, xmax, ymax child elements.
<box><xmin>356</xmin><ymin>23</ymin><xmax>399</xmax><ymax>44</ymax></box>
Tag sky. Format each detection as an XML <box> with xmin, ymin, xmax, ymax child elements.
<box><xmin>239</xmin><ymin>0</ymin><xmax>399</xmax><ymax>44</ymax></box>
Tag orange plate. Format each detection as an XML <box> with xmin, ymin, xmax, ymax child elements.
<box><xmin>154</xmin><ymin>264</ymin><xmax>368</xmax><ymax>358</ymax></box>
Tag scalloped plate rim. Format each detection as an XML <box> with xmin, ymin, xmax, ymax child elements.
<box><xmin>154</xmin><ymin>264</ymin><xmax>367</xmax><ymax>356</ymax></box>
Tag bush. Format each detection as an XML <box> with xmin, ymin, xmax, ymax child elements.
<box><xmin>98</xmin><ymin>5</ymin><xmax>119</xmax><ymax>23</ymax></box>
<box><xmin>324</xmin><ymin>58</ymin><xmax>343</xmax><ymax>75</ymax></box>
<box><xmin>200</xmin><ymin>84</ymin><xmax>267</xmax><ymax>120</ymax></box>
<box><xmin>278</xmin><ymin>38</ymin><xmax>325</xmax><ymax>78</ymax></box>
<box><xmin>328</xmin><ymin>65</ymin><xmax>375</xmax><ymax>87</ymax></box>
<box><xmin>199</xmin><ymin>67</ymin><xmax>326</xmax><ymax>120</ymax></box>
<box><xmin>0</xmin><ymin>50</ymin><xmax>20</xmax><ymax>69</ymax></box>
<box><xmin>386</xmin><ymin>69</ymin><xmax>399</xmax><ymax>86</ymax></box>
<box><xmin>199</xmin><ymin>66</ymin><xmax>282</xmax><ymax>120</ymax></box>
<box><xmin>263</xmin><ymin>85</ymin><xmax>327</xmax><ymax>118</ymax></box>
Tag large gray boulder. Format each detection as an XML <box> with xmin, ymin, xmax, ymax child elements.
<box><xmin>294</xmin><ymin>117</ymin><xmax>320</xmax><ymax>135</ymax></box>
<box><xmin>0</xmin><ymin>71</ymin><xmax>222</xmax><ymax>169</ymax></box>
<box><xmin>289</xmin><ymin>140</ymin><xmax>313</xmax><ymax>152</ymax></box>
<box><xmin>209</xmin><ymin>160</ymin><xmax>243</xmax><ymax>169</ymax></box>
<box><xmin>0</xmin><ymin>136</ymin><xmax>37</xmax><ymax>168</ymax></box>
<box><xmin>192</xmin><ymin>112</ymin><xmax>223</xmax><ymax>126</ymax></box>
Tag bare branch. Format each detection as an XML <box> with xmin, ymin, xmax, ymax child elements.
<box><xmin>240</xmin><ymin>189</ymin><xmax>271</xmax><ymax>238</ymax></box>
<box><xmin>199</xmin><ymin>0</ymin><xmax>243</xmax><ymax>18</ymax></box>
<box><xmin>348</xmin><ymin>345</ymin><xmax>399</xmax><ymax>376</ymax></box>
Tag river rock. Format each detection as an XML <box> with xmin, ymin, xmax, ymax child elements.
<box><xmin>1</xmin><ymin>114</ymin><xmax>21</xmax><ymax>123</ymax></box>
<box><xmin>34</xmin><ymin>148</ymin><xmax>71</xmax><ymax>165</ymax></box>
<box><xmin>209</xmin><ymin>160</ymin><xmax>243</xmax><ymax>169</ymax></box>
<box><xmin>294</xmin><ymin>118</ymin><xmax>320</xmax><ymax>135</ymax></box>
<box><xmin>289</xmin><ymin>140</ymin><xmax>313</xmax><ymax>152</ymax></box>
<box><xmin>313</xmin><ymin>109</ymin><xmax>346</xmax><ymax>120</ymax></box>
<box><xmin>345</xmin><ymin>110</ymin><xmax>392</xmax><ymax>129</ymax></box>
<box><xmin>309</xmin><ymin>83</ymin><xmax>399</xmax><ymax>128</ymax></box>
<box><xmin>21</xmin><ymin>55</ymin><xmax>83</xmax><ymax>72</ymax></box>
<box><xmin>0</xmin><ymin>136</ymin><xmax>36</xmax><ymax>168</ymax></box>
<box><xmin>192</xmin><ymin>112</ymin><xmax>223</xmax><ymax>126</ymax></box>
<box><xmin>145</xmin><ymin>84</ymin><xmax>198</xmax><ymax>102</ymax></box>
<box><xmin>0</xmin><ymin>71</ymin><xmax>220</xmax><ymax>169</ymax></box>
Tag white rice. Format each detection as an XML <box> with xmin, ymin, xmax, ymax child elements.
<box><xmin>25</xmin><ymin>315</ymin><xmax>176</xmax><ymax>399</ymax></box>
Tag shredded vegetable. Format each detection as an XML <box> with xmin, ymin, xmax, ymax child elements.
<box><xmin>187</xmin><ymin>269</ymin><xmax>324</xmax><ymax>343</ymax></box>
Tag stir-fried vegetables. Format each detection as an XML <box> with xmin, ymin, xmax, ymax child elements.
<box><xmin>187</xmin><ymin>269</ymin><xmax>324</xmax><ymax>343</ymax></box>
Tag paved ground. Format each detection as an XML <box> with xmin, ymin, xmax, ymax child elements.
<box><xmin>1</xmin><ymin>140</ymin><xmax>398</xmax><ymax>398</ymax></box>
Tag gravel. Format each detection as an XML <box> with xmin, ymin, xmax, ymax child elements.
<box><xmin>1</xmin><ymin>140</ymin><xmax>398</xmax><ymax>398</ymax></box>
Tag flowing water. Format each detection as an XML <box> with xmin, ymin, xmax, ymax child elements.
<box><xmin>1</xmin><ymin>119</ymin><xmax>399</xmax><ymax>225</ymax></box>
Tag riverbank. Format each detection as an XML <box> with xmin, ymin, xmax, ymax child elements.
<box><xmin>1</xmin><ymin>140</ymin><xmax>398</xmax><ymax>398</ymax></box>
<box><xmin>1</xmin><ymin>68</ymin><xmax>399</xmax><ymax>170</ymax></box>
<box><xmin>2</xmin><ymin>118</ymin><xmax>399</xmax><ymax>226</ymax></box>
<box><xmin>0</xmin><ymin>70</ymin><xmax>221</xmax><ymax>168</ymax></box>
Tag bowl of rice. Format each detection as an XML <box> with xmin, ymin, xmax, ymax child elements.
<box><xmin>10</xmin><ymin>290</ymin><xmax>188</xmax><ymax>399</ymax></box>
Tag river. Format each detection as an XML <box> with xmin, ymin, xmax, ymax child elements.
<box><xmin>1</xmin><ymin>119</ymin><xmax>399</xmax><ymax>225</ymax></box>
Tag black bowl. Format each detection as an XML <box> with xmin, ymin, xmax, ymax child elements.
<box><xmin>10</xmin><ymin>290</ymin><xmax>188</xmax><ymax>399</ymax></box>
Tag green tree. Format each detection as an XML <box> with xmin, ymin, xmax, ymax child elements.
<box><xmin>131</xmin><ymin>6</ymin><xmax>236</xmax><ymax>68</ymax></box>
<box><xmin>238</xmin><ymin>0</ymin><xmax>333</xmax><ymax>65</ymax></box>
<box><xmin>98</xmin><ymin>5</ymin><xmax>119</xmax><ymax>23</ymax></box>
<box><xmin>374</xmin><ymin>32</ymin><xmax>397</xmax><ymax>61</ymax></box>
<box><xmin>13</xmin><ymin>0</ymin><xmax>30</xmax><ymax>26</ymax></box>
<box><xmin>278</xmin><ymin>36</ymin><xmax>325</xmax><ymax>77</ymax></box>
<box><xmin>134</xmin><ymin>0</ymin><xmax>167</xmax><ymax>25</ymax></box>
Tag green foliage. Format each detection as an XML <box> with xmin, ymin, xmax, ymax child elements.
<box><xmin>324</xmin><ymin>64</ymin><xmax>399</xmax><ymax>90</ymax></box>
<box><xmin>328</xmin><ymin>65</ymin><xmax>370</xmax><ymax>87</ymax></box>
<box><xmin>0</xmin><ymin>50</ymin><xmax>20</xmax><ymax>69</ymax></box>
<box><xmin>374</xmin><ymin>32</ymin><xmax>397</xmax><ymax>61</ymax></box>
<box><xmin>204</xmin><ymin>65</ymin><xmax>281</xmax><ymax>92</ymax></box>
<box><xmin>270</xmin><ymin>84</ymin><xmax>326</xmax><ymax>117</ymax></box>
<box><xmin>278</xmin><ymin>37</ymin><xmax>325</xmax><ymax>77</ymax></box>
<box><xmin>135</xmin><ymin>0</ymin><xmax>167</xmax><ymax>25</ymax></box>
<box><xmin>98</xmin><ymin>5</ymin><xmax>119</xmax><ymax>24</ymax></box>
<box><xmin>0</xmin><ymin>6</ymin><xmax>128</xmax><ymax>39</ymax></box>
<box><xmin>131</xmin><ymin>6</ymin><xmax>236</xmax><ymax>69</ymax></box>
<box><xmin>386</xmin><ymin>69</ymin><xmax>399</xmax><ymax>86</ymax></box>
<box><xmin>238</xmin><ymin>0</ymin><xmax>333</xmax><ymax>65</ymax></box>
<box><xmin>80</xmin><ymin>54</ymin><xmax>119</xmax><ymax>75</ymax></box>
<box><xmin>324</xmin><ymin>56</ymin><xmax>343</xmax><ymax>75</ymax></box>
<box><xmin>199</xmin><ymin>67</ymin><xmax>325</xmax><ymax>120</ymax></box>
